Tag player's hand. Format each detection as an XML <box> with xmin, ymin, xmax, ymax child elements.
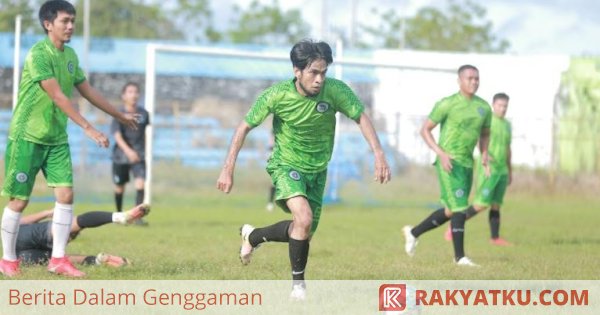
<box><xmin>126</xmin><ymin>150</ymin><xmax>141</xmax><ymax>163</ymax></box>
<box><xmin>84</xmin><ymin>126</ymin><xmax>109</xmax><ymax>148</ymax></box>
<box><xmin>119</xmin><ymin>113</ymin><xmax>140</xmax><ymax>130</ymax></box>
<box><xmin>374</xmin><ymin>153</ymin><xmax>391</xmax><ymax>184</ymax></box>
<box><xmin>484</xmin><ymin>164</ymin><xmax>491</xmax><ymax>178</ymax></box>
<box><xmin>216</xmin><ymin>167</ymin><xmax>234</xmax><ymax>193</ymax></box>
<box><xmin>438</xmin><ymin>151</ymin><xmax>453</xmax><ymax>172</ymax></box>
<box><xmin>481</xmin><ymin>151</ymin><xmax>490</xmax><ymax>167</ymax></box>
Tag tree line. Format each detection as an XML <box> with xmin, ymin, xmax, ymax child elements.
<box><xmin>0</xmin><ymin>0</ymin><xmax>509</xmax><ymax>52</ymax></box>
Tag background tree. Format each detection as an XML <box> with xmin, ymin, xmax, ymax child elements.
<box><xmin>357</xmin><ymin>8</ymin><xmax>404</xmax><ymax>49</ymax></box>
<box><xmin>227</xmin><ymin>0</ymin><xmax>310</xmax><ymax>46</ymax></box>
<box><xmin>171</xmin><ymin>0</ymin><xmax>221</xmax><ymax>42</ymax></box>
<box><xmin>359</xmin><ymin>0</ymin><xmax>509</xmax><ymax>52</ymax></box>
<box><xmin>0</xmin><ymin>0</ymin><xmax>44</xmax><ymax>33</ymax></box>
<box><xmin>73</xmin><ymin>0</ymin><xmax>184</xmax><ymax>39</ymax></box>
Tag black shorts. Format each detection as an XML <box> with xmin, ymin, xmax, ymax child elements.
<box><xmin>16</xmin><ymin>222</ymin><xmax>53</xmax><ymax>265</ymax></box>
<box><xmin>112</xmin><ymin>161</ymin><xmax>146</xmax><ymax>185</ymax></box>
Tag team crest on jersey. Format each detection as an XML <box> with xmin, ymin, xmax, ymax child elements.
<box><xmin>67</xmin><ymin>61</ymin><xmax>74</xmax><ymax>74</ymax></box>
<box><xmin>289</xmin><ymin>170</ymin><xmax>301</xmax><ymax>181</ymax></box>
<box><xmin>455</xmin><ymin>189</ymin><xmax>465</xmax><ymax>198</ymax></box>
<box><xmin>315</xmin><ymin>102</ymin><xmax>330</xmax><ymax>113</ymax></box>
<box><xmin>477</xmin><ymin>107</ymin><xmax>486</xmax><ymax>117</ymax></box>
<box><xmin>16</xmin><ymin>172</ymin><xmax>28</xmax><ymax>183</ymax></box>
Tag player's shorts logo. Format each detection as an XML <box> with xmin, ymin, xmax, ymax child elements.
<box><xmin>379</xmin><ymin>284</ymin><xmax>406</xmax><ymax>311</ymax></box>
<box><xmin>15</xmin><ymin>172</ymin><xmax>28</xmax><ymax>183</ymax></box>
<box><xmin>315</xmin><ymin>102</ymin><xmax>330</xmax><ymax>113</ymax></box>
<box><xmin>289</xmin><ymin>170</ymin><xmax>301</xmax><ymax>181</ymax></box>
<box><xmin>67</xmin><ymin>61</ymin><xmax>74</xmax><ymax>74</ymax></box>
<box><xmin>455</xmin><ymin>188</ymin><xmax>465</xmax><ymax>198</ymax></box>
<box><xmin>482</xmin><ymin>188</ymin><xmax>490</xmax><ymax>196</ymax></box>
<box><xmin>477</xmin><ymin>107</ymin><xmax>486</xmax><ymax>117</ymax></box>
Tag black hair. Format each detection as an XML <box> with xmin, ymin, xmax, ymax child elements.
<box><xmin>493</xmin><ymin>92</ymin><xmax>510</xmax><ymax>102</ymax></box>
<box><xmin>457</xmin><ymin>64</ymin><xmax>478</xmax><ymax>75</ymax></box>
<box><xmin>121</xmin><ymin>82</ymin><xmax>140</xmax><ymax>94</ymax></box>
<box><xmin>290</xmin><ymin>39</ymin><xmax>333</xmax><ymax>71</ymax></box>
<box><xmin>39</xmin><ymin>0</ymin><xmax>76</xmax><ymax>34</ymax></box>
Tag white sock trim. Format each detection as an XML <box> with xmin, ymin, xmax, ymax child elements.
<box><xmin>2</xmin><ymin>207</ymin><xmax>21</xmax><ymax>261</ymax></box>
<box><xmin>51</xmin><ymin>203</ymin><xmax>73</xmax><ymax>258</ymax></box>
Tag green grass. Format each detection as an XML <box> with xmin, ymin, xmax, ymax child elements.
<box><xmin>8</xmin><ymin>164</ymin><xmax>600</xmax><ymax>280</ymax></box>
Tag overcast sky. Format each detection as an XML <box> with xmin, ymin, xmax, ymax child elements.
<box><xmin>213</xmin><ymin>0</ymin><xmax>600</xmax><ymax>56</ymax></box>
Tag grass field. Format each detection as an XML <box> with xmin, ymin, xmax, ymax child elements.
<box><xmin>7</xmin><ymin>163</ymin><xmax>600</xmax><ymax>280</ymax></box>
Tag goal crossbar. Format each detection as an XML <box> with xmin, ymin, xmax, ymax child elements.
<box><xmin>143</xmin><ymin>43</ymin><xmax>454</xmax><ymax>204</ymax></box>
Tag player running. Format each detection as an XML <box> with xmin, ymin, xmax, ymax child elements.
<box><xmin>217</xmin><ymin>39</ymin><xmax>391</xmax><ymax>300</ymax></box>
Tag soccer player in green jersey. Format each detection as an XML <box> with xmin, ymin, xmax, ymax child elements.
<box><xmin>443</xmin><ymin>93</ymin><xmax>512</xmax><ymax>246</ymax></box>
<box><xmin>0</xmin><ymin>0</ymin><xmax>138</xmax><ymax>278</ymax></box>
<box><xmin>402</xmin><ymin>65</ymin><xmax>492</xmax><ymax>267</ymax></box>
<box><xmin>217</xmin><ymin>39</ymin><xmax>391</xmax><ymax>300</ymax></box>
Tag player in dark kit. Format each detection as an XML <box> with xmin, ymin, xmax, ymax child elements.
<box><xmin>111</xmin><ymin>82</ymin><xmax>150</xmax><ymax>221</ymax></box>
<box><xmin>16</xmin><ymin>204</ymin><xmax>149</xmax><ymax>267</ymax></box>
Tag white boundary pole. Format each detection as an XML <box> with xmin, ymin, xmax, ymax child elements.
<box><xmin>12</xmin><ymin>15</ymin><xmax>22</xmax><ymax>111</ymax></box>
<box><xmin>143</xmin><ymin>44</ymin><xmax>157</xmax><ymax>204</ymax></box>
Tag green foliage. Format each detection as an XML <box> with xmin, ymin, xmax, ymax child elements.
<box><xmin>227</xmin><ymin>0</ymin><xmax>310</xmax><ymax>45</ymax></box>
<box><xmin>558</xmin><ymin>58</ymin><xmax>600</xmax><ymax>174</ymax></box>
<box><xmin>72</xmin><ymin>0</ymin><xmax>184</xmax><ymax>39</ymax></box>
<box><xmin>172</xmin><ymin>0</ymin><xmax>220</xmax><ymax>42</ymax></box>
<box><xmin>0</xmin><ymin>0</ymin><xmax>44</xmax><ymax>33</ymax></box>
<box><xmin>360</xmin><ymin>0</ymin><xmax>509</xmax><ymax>52</ymax></box>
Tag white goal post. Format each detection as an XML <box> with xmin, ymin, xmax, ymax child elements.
<box><xmin>143</xmin><ymin>42</ymin><xmax>454</xmax><ymax>204</ymax></box>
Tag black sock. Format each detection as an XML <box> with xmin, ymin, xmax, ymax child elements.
<box><xmin>82</xmin><ymin>255</ymin><xmax>97</xmax><ymax>265</ymax></box>
<box><xmin>268</xmin><ymin>186</ymin><xmax>276</xmax><ymax>203</ymax></box>
<box><xmin>115</xmin><ymin>192</ymin><xmax>123</xmax><ymax>212</ymax></box>
<box><xmin>411</xmin><ymin>208</ymin><xmax>449</xmax><ymax>238</ymax></box>
<box><xmin>489</xmin><ymin>209</ymin><xmax>500</xmax><ymax>239</ymax></box>
<box><xmin>76</xmin><ymin>211</ymin><xmax>113</xmax><ymax>229</ymax></box>
<box><xmin>465</xmin><ymin>206</ymin><xmax>478</xmax><ymax>219</ymax></box>
<box><xmin>289</xmin><ymin>238</ymin><xmax>309</xmax><ymax>281</ymax></box>
<box><xmin>451</xmin><ymin>212</ymin><xmax>467</xmax><ymax>261</ymax></box>
<box><xmin>136</xmin><ymin>189</ymin><xmax>144</xmax><ymax>205</ymax></box>
<box><xmin>249</xmin><ymin>220</ymin><xmax>292</xmax><ymax>247</ymax></box>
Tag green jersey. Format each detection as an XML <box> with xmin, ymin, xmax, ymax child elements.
<box><xmin>246</xmin><ymin>78</ymin><xmax>364</xmax><ymax>173</ymax></box>
<box><xmin>9</xmin><ymin>38</ymin><xmax>86</xmax><ymax>145</ymax></box>
<box><xmin>487</xmin><ymin>115</ymin><xmax>511</xmax><ymax>174</ymax></box>
<box><xmin>429</xmin><ymin>92</ymin><xmax>492</xmax><ymax>168</ymax></box>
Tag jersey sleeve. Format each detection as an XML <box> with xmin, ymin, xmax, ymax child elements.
<box><xmin>428</xmin><ymin>99</ymin><xmax>448</xmax><ymax>124</ymax></box>
<box><xmin>27</xmin><ymin>47</ymin><xmax>54</xmax><ymax>83</ymax></box>
<box><xmin>110</xmin><ymin>118</ymin><xmax>121</xmax><ymax>135</ymax></box>
<box><xmin>245</xmin><ymin>86</ymin><xmax>277</xmax><ymax>127</ymax></box>
<box><xmin>331</xmin><ymin>80</ymin><xmax>364</xmax><ymax>121</ymax></box>
<box><xmin>507</xmin><ymin>121</ymin><xmax>512</xmax><ymax>145</ymax></box>
<box><xmin>482</xmin><ymin>106</ymin><xmax>492</xmax><ymax>129</ymax></box>
<box><xmin>73</xmin><ymin>65</ymin><xmax>86</xmax><ymax>85</ymax></box>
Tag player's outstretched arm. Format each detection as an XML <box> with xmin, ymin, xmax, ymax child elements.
<box><xmin>40</xmin><ymin>78</ymin><xmax>109</xmax><ymax>147</ymax></box>
<box><xmin>421</xmin><ymin>119</ymin><xmax>452</xmax><ymax>172</ymax></box>
<box><xmin>217</xmin><ymin>121</ymin><xmax>253</xmax><ymax>193</ymax></box>
<box><xmin>19</xmin><ymin>209</ymin><xmax>54</xmax><ymax>225</ymax></box>
<box><xmin>355</xmin><ymin>112</ymin><xmax>391</xmax><ymax>184</ymax></box>
<box><xmin>76</xmin><ymin>80</ymin><xmax>138</xmax><ymax>131</ymax></box>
